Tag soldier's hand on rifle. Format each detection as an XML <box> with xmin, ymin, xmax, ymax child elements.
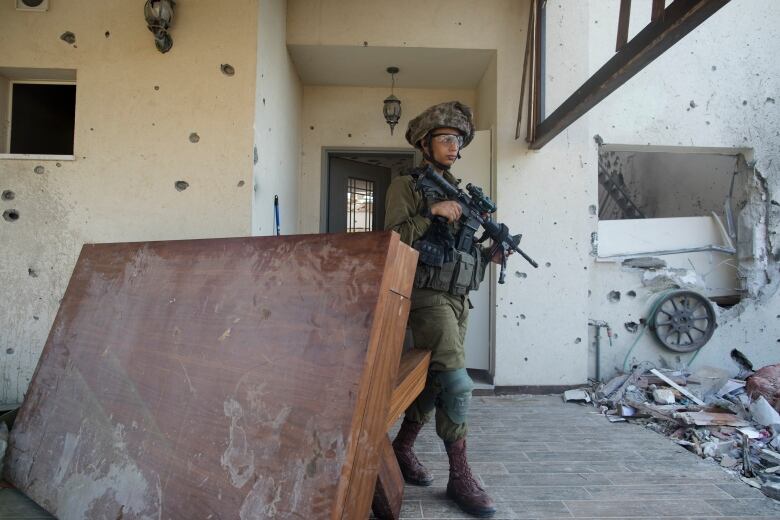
<box><xmin>429</xmin><ymin>201</ymin><xmax>462</xmax><ymax>223</ymax></box>
<box><xmin>490</xmin><ymin>246</ymin><xmax>514</xmax><ymax>264</ymax></box>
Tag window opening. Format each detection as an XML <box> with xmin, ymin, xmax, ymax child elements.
<box><xmin>9</xmin><ymin>82</ymin><xmax>76</xmax><ymax>155</ymax></box>
<box><xmin>346</xmin><ymin>177</ymin><xmax>374</xmax><ymax>233</ymax></box>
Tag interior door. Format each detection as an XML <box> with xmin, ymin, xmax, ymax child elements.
<box><xmin>449</xmin><ymin>130</ymin><xmax>492</xmax><ymax>371</ymax></box>
<box><xmin>327</xmin><ymin>157</ymin><xmax>390</xmax><ymax>233</ymax></box>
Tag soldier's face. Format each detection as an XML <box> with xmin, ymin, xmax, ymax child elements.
<box><xmin>426</xmin><ymin>127</ymin><xmax>463</xmax><ymax>168</ymax></box>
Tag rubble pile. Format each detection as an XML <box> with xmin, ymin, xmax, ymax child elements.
<box><xmin>565</xmin><ymin>361</ymin><xmax>780</xmax><ymax>500</ymax></box>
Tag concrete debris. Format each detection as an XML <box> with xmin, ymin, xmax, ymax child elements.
<box><xmin>653</xmin><ymin>388</ymin><xmax>676</xmax><ymax>404</ymax></box>
<box><xmin>750</xmin><ymin>396</ymin><xmax>780</xmax><ymax>427</ymax></box>
<box><xmin>563</xmin><ymin>389</ymin><xmax>591</xmax><ymax>403</ymax></box>
<box><xmin>578</xmin><ymin>361</ymin><xmax>780</xmax><ymax>501</ymax></box>
<box><xmin>641</xmin><ymin>267</ymin><xmax>704</xmax><ymax>291</ymax></box>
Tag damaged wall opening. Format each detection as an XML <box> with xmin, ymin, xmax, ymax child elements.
<box><xmin>596</xmin><ymin>144</ymin><xmax>756</xmax><ymax>306</ymax></box>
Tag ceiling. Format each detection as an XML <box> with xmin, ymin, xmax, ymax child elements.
<box><xmin>287</xmin><ymin>45</ymin><xmax>495</xmax><ymax>89</ymax></box>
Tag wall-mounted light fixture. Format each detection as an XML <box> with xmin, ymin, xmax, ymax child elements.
<box><xmin>144</xmin><ymin>0</ymin><xmax>175</xmax><ymax>53</ymax></box>
<box><xmin>383</xmin><ymin>67</ymin><xmax>401</xmax><ymax>135</ymax></box>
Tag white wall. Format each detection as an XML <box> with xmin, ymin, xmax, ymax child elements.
<box><xmin>298</xmin><ymin>86</ymin><xmax>476</xmax><ymax>233</ymax></box>
<box><xmin>0</xmin><ymin>1</ymin><xmax>258</xmax><ymax>404</ymax></box>
<box><xmin>580</xmin><ymin>0</ymin><xmax>780</xmax><ymax>379</ymax></box>
<box><xmin>253</xmin><ymin>0</ymin><xmax>302</xmax><ymax>236</ymax></box>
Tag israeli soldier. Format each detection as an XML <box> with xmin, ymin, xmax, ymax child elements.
<box><xmin>384</xmin><ymin>101</ymin><xmax>496</xmax><ymax>518</ymax></box>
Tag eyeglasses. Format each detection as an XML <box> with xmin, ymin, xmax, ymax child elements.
<box><xmin>431</xmin><ymin>134</ymin><xmax>464</xmax><ymax>148</ymax></box>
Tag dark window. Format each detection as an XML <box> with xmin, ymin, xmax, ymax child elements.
<box><xmin>10</xmin><ymin>83</ymin><xmax>76</xmax><ymax>155</ymax></box>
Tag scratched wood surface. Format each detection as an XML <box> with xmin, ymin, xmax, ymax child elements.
<box><xmin>4</xmin><ymin>231</ymin><xmax>417</xmax><ymax>520</ymax></box>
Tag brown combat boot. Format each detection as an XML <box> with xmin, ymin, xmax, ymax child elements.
<box><xmin>445</xmin><ymin>438</ymin><xmax>496</xmax><ymax>518</ymax></box>
<box><xmin>391</xmin><ymin>418</ymin><xmax>434</xmax><ymax>486</ymax></box>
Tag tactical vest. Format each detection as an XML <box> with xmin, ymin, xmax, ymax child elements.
<box><xmin>407</xmin><ymin>169</ymin><xmax>485</xmax><ymax>296</ymax></box>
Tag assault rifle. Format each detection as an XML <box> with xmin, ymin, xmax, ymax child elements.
<box><xmin>415</xmin><ymin>166</ymin><xmax>538</xmax><ymax>283</ymax></box>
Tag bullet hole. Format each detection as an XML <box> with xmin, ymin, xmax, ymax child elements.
<box><xmin>220</xmin><ymin>63</ymin><xmax>236</xmax><ymax>76</ymax></box>
<box><xmin>237</xmin><ymin>180</ymin><xmax>245</xmax><ymax>187</ymax></box>
<box><xmin>524</xmin><ymin>357</ymin><xmax>528</xmax><ymax>362</ymax></box>
<box><xmin>588</xmin><ymin>204</ymin><xmax>597</xmax><ymax>215</ymax></box>
<box><xmin>545</xmin><ymin>262</ymin><xmax>551</xmax><ymax>267</ymax></box>
<box><xmin>3</xmin><ymin>210</ymin><xmax>19</xmax><ymax>222</ymax></box>
<box><xmin>2</xmin><ymin>190</ymin><xmax>15</xmax><ymax>201</ymax></box>
<box><xmin>574</xmin><ymin>337</ymin><xmax>581</xmax><ymax>344</ymax></box>
<box><xmin>627</xmin><ymin>290</ymin><xmax>636</xmax><ymax>298</ymax></box>
<box><xmin>624</xmin><ymin>322</ymin><xmax>639</xmax><ymax>333</ymax></box>
<box><xmin>262</xmin><ymin>98</ymin><xmax>266</xmax><ymax>106</ymax></box>
<box><xmin>348</xmin><ymin>133</ymin><xmax>352</xmax><ymax>138</ymax></box>
<box><xmin>174</xmin><ymin>181</ymin><xmax>189</xmax><ymax>191</ymax></box>
<box><xmin>253</xmin><ymin>146</ymin><xmax>258</xmax><ymax>165</ymax></box>
<box><xmin>711</xmin><ymin>65</ymin><xmax>717</xmax><ymax>71</ymax></box>
<box><xmin>706</xmin><ymin>121</ymin><xmax>710</xmax><ymax>125</ymax></box>
<box><xmin>28</xmin><ymin>268</ymin><xmax>37</xmax><ymax>278</ymax></box>
<box><xmin>613</xmin><ymin>333</ymin><xmax>619</xmax><ymax>339</ymax></box>
<box><xmin>363</xmin><ymin>41</ymin><xmax>368</xmax><ymax>47</ymax></box>
<box><xmin>105</xmin><ymin>30</ymin><xmax>110</xmax><ymax>38</ymax></box>
<box><xmin>588</xmin><ymin>289</ymin><xmax>591</xmax><ymax>297</ymax></box>
<box><xmin>34</xmin><ymin>165</ymin><xmax>45</xmax><ymax>175</ymax></box>
<box><xmin>189</xmin><ymin>132</ymin><xmax>200</xmax><ymax>143</ymax></box>
<box><xmin>520</xmin><ymin>314</ymin><xmax>526</xmax><ymax>320</ymax></box>
<box><xmin>515</xmin><ymin>271</ymin><xmax>527</xmax><ymax>278</ymax></box>
<box><xmin>56</xmin><ymin>162</ymin><xmax>61</xmax><ymax>167</ymax></box>
<box><xmin>309</xmin><ymin>126</ymin><xmax>315</xmax><ymax>130</ymax></box>
<box><xmin>6</xmin><ymin>348</ymin><xmax>14</xmax><ymax>355</ymax></box>
<box><xmin>742</xmin><ymin>100</ymin><xmax>748</xmax><ymax>106</ymax></box>
<box><xmin>33</xmin><ymin>316</ymin><xmax>39</xmax><ymax>320</ymax></box>
<box><xmin>154</xmin><ymin>85</ymin><xmax>160</xmax><ymax>91</ymax></box>
<box><xmin>90</xmin><ymin>127</ymin><xmax>94</xmax><ymax>131</ymax></box>
<box><xmin>607</xmin><ymin>290</ymin><xmax>621</xmax><ymax>303</ymax></box>
<box><xmin>767</xmin><ymin>97</ymin><xmax>776</xmax><ymax>104</ymax></box>
<box><xmin>689</xmin><ymin>100</ymin><xmax>697</xmax><ymax>108</ymax></box>
<box><xmin>60</xmin><ymin>31</ymin><xmax>76</xmax><ymax>45</ymax></box>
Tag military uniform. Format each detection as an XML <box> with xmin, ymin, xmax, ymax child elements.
<box><xmin>386</xmin><ymin>100</ymin><xmax>497</xmax><ymax>518</ymax></box>
<box><xmin>384</xmin><ymin>168</ymin><xmax>488</xmax><ymax>442</ymax></box>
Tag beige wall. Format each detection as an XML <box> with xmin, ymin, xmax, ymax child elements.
<box><xmin>290</xmin><ymin>0</ymin><xmax>592</xmax><ymax>386</ymax></box>
<box><xmin>299</xmin><ymin>86</ymin><xmax>476</xmax><ymax>233</ymax></box>
<box><xmin>254</xmin><ymin>0</ymin><xmax>302</xmax><ymax>236</ymax></box>
<box><xmin>0</xmin><ymin>1</ymin><xmax>258</xmax><ymax>404</ymax></box>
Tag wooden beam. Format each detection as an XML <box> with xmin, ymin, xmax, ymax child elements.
<box><xmin>652</xmin><ymin>0</ymin><xmax>666</xmax><ymax>21</ymax></box>
<box><xmin>616</xmin><ymin>0</ymin><xmax>632</xmax><ymax>52</ymax></box>
<box><xmin>530</xmin><ymin>0</ymin><xmax>731</xmax><ymax>150</ymax></box>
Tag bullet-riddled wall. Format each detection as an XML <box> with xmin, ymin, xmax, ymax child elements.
<box><xmin>0</xmin><ymin>1</ymin><xmax>258</xmax><ymax>404</ymax></box>
<box><xmin>287</xmin><ymin>0</ymin><xmax>592</xmax><ymax>386</ymax></box>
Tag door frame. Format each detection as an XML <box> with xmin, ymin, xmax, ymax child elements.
<box><xmin>320</xmin><ymin>147</ymin><xmax>418</xmax><ymax>233</ymax></box>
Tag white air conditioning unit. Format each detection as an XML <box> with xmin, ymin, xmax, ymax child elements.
<box><xmin>16</xmin><ymin>0</ymin><xmax>49</xmax><ymax>11</ymax></box>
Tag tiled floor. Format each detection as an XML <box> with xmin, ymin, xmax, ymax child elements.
<box><xmin>2</xmin><ymin>395</ymin><xmax>780</xmax><ymax>519</ymax></box>
<box><xmin>389</xmin><ymin>394</ymin><xmax>780</xmax><ymax>519</ymax></box>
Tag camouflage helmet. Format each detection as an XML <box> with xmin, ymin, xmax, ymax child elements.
<box><xmin>405</xmin><ymin>101</ymin><xmax>475</xmax><ymax>150</ymax></box>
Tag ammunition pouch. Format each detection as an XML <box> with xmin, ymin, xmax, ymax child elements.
<box><xmin>413</xmin><ymin>246</ymin><xmax>483</xmax><ymax>296</ymax></box>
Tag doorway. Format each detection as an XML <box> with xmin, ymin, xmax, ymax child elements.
<box><xmin>323</xmin><ymin>150</ymin><xmax>416</xmax><ymax>233</ymax></box>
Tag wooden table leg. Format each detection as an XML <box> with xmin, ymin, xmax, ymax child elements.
<box><xmin>371</xmin><ymin>435</ymin><xmax>404</xmax><ymax>520</ymax></box>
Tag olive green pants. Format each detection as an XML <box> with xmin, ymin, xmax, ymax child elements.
<box><xmin>404</xmin><ymin>288</ymin><xmax>470</xmax><ymax>442</ymax></box>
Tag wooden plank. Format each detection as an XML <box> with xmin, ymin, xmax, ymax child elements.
<box><xmin>652</xmin><ymin>0</ymin><xmax>666</xmax><ymax>21</ymax></box>
<box><xmin>386</xmin><ymin>349</ymin><xmax>431</xmax><ymax>431</ymax></box>
<box><xmin>530</xmin><ymin>0</ymin><xmax>732</xmax><ymax>150</ymax></box>
<box><xmin>616</xmin><ymin>0</ymin><xmax>632</xmax><ymax>51</ymax></box>
<box><xmin>6</xmin><ymin>231</ymin><xmax>416</xmax><ymax>520</ymax></box>
<box><xmin>650</xmin><ymin>368</ymin><xmax>705</xmax><ymax>405</ymax></box>
<box><xmin>371</xmin><ymin>437</ymin><xmax>405</xmax><ymax>520</ymax></box>
<box><xmin>674</xmin><ymin>411</ymin><xmax>750</xmax><ymax>427</ymax></box>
